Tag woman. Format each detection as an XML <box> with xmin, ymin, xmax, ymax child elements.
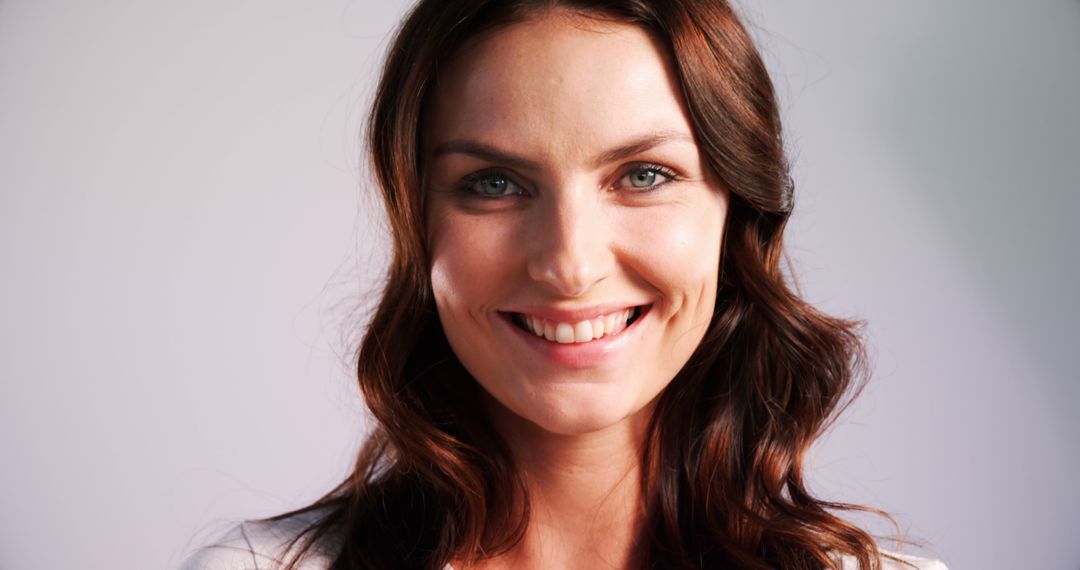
<box><xmin>182</xmin><ymin>0</ymin><xmax>946</xmax><ymax>568</ymax></box>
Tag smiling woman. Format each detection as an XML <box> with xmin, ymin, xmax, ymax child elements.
<box><xmin>181</xmin><ymin>1</ymin><xmax>945</xmax><ymax>569</ymax></box>
<box><xmin>424</xmin><ymin>16</ymin><xmax>726</xmax><ymax>439</ymax></box>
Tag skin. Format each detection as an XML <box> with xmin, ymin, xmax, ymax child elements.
<box><xmin>423</xmin><ymin>10</ymin><xmax>728</xmax><ymax>569</ymax></box>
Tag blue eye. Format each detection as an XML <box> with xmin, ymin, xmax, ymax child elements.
<box><xmin>457</xmin><ymin>163</ymin><xmax>677</xmax><ymax>199</ymax></box>
<box><xmin>618</xmin><ymin>164</ymin><xmax>677</xmax><ymax>191</ymax></box>
<box><xmin>629</xmin><ymin>170</ymin><xmax>657</xmax><ymax>188</ymax></box>
<box><xmin>459</xmin><ymin>170</ymin><xmax>524</xmax><ymax>198</ymax></box>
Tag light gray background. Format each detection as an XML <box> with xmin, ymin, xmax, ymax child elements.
<box><xmin>1</xmin><ymin>1</ymin><xmax>1077</xmax><ymax>569</ymax></box>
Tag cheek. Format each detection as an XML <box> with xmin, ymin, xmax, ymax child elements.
<box><xmin>429</xmin><ymin>212</ymin><xmax>521</xmax><ymax>314</ymax></box>
<box><xmin>631</xmin><ymin>203</ymin><xmax>723</xmax><ymax>376</ymax></box>
<box><xmin>624</xmin><ymin>201</ymin><xmax>724</xmax><ymax>304</ymax></box>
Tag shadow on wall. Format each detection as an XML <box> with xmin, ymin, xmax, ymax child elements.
<box><xmin>877</xmin><ymin>1</ymin><xmax>1080</xmax><ymax>411</ymax></box>
<box><xmin>744</xmin><ymin>1</ymin><xmax>1080</xmax><ymax>568</ymax></box>
<box><xmin>871</xmin><ymin>5</ymin><xmax>1080</xmax><ymax>566</ymax></box>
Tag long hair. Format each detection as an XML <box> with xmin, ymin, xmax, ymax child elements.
<box><xmin>264</xmin><ymin>1</ymin><xmax>896</xmax><ymax>568</ymax></box>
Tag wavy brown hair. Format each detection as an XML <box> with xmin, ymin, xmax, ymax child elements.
<box><xmin>262</xmin><ymin>0</ymin><xmax>901</xmax><ymax>568</ymax></box>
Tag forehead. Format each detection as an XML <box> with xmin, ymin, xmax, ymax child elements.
<box><xmin>424</xmin><ymin>11</ymin><xmax>695</xmax><ymax>157</ymax></box>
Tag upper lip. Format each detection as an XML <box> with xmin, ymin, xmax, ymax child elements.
<box><xmin>499</xmin><ymin>302</ymin><xmax>650</xmax><ymax>323</ymax></box>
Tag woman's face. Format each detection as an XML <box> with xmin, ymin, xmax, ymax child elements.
<box><xmin>424</xmin><ymin>11</ymin><xmax>728</xmax><ymax>436</ymax></box>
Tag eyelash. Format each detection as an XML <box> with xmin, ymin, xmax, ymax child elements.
<box><xmin>457</xmin><ymin>163</ymin><xmax>680</xmax><ymax>199</ymax></box>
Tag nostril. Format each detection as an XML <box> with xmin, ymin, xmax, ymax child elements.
<box><xmin>525</xmin><ymin>235</ymin><xmax>614</xmax><ymax>298</ymax></box>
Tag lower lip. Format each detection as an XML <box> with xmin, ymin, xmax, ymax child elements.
<box><xmin>496</xmin><ymin>304</ymin><xmax>652</xmax><ymax>369</ymax></box>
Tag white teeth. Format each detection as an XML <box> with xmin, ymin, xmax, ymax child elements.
<box><xmin>573</xmin><ymin>320</ymin><xmax>593</xmax><ymax>343</ymax></box>
<box><xmin>529</xmin><ymin>316</ymin><xmax>543</xmax><ymax>337</ymax></box>
<box><xmin>555</xmin><ymin>323</ymin><xmax>575</xmax><ymax>343</ymax></box>
<box><xmin>517</xmin><ymin>307</ymin><xmax>641</xmax><ymax>344</ymax></box>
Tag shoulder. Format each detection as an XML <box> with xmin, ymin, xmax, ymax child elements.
<box><xmin>178</xmin><ymin>508</ymin><xmax>337</xmax><ymax>570</ymax></box>
<box><xmin>836</xmin><ymin>550</ymin><xmax>949</xmax><ymax>570</ymax></box>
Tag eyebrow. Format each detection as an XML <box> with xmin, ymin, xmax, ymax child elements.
<box><xmin>430</xmin><ymin>130</ymin><xmax>696</xmax><ymax>171</ymax></box>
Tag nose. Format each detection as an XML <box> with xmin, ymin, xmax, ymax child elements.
<box><xmin>525</xmin><ymin>190</ymin><xmax>614</xmax><ymax>298</ymax></box>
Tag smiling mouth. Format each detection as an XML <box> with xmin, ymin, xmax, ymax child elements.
<box><xmin>507</xmin><ymin>305</ymin><xmax>649</xmax><ymax>344</ymax></box>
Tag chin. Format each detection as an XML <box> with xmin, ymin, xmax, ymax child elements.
<box><xmin>508</xmin><ymin>385</ymin><xmax>652</xmax><ymax>437</ymax></box>
<box><xmin>531</xmin><ymin>410</ymin><xmax>626</xmax><ymax>436</ymax></box>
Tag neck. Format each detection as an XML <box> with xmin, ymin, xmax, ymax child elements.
<box><xmin>473</xmin><ymin>399</ymin><xmax>653</xmax><ymax>570</ymax></box>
